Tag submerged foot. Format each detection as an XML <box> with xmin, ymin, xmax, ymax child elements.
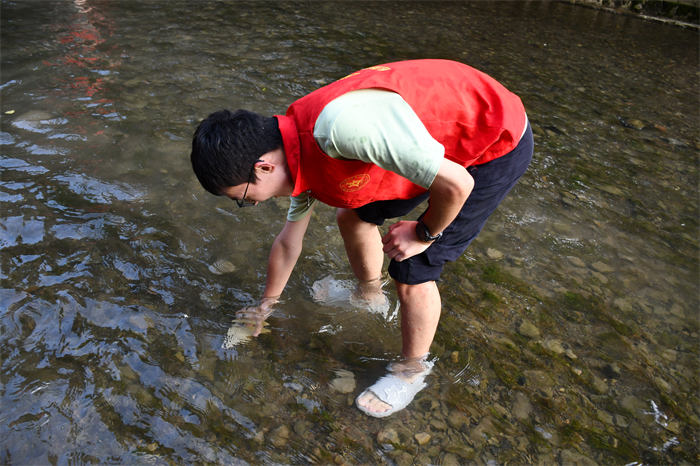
<box><xmin>312</xmin><ymin>275</ymin><xmax>390</xmax><ymax>316</ymax></box>
<box><xmin>356</xmin><ymin>358</ymin><xmax>433</xmax><ymax>417</ymax></box>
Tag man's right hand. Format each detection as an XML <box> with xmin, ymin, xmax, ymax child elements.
<box><xmin>234</xmin><ymin>296</ymin><xmax>279</xmax><ymax>337</ymax></box>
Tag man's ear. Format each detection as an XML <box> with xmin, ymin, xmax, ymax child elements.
<box><xmin>254</xmin><ymin>160</ymin><xmax>275</xmax><ymax>174</ymax></box>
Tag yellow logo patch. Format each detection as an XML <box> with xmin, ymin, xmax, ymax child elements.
<box><xmin>339</xmin><ymin>65</ymin><xmax>391</xmax><ymax>80</ymax></box>
<box><xmin>339</xmin><ymin>174</ymin><xmax>370</xmax><ymax>192</ymax></box>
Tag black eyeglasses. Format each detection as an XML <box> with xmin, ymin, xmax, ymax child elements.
<box><xmin>235</xmin><ymin>159</ymin><xmax>262</xmax><ymax>208</ymax></box>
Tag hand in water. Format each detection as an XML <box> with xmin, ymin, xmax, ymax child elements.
<box><xmin>234</xmin><ymin>296</ymin><xmax>279</xmax><ymax>337</ymax></box>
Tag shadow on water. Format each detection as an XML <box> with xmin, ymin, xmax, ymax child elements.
<box><xmin>1</xmin><ymin>1</ymin><xmax>697</xmax><ymax>464</ymax></box>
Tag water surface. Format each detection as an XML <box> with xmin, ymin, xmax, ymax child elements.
<box><xmin>1</xmin><ymin>1</ymin><xmax>698</xmax><ymax>464</ymax></box>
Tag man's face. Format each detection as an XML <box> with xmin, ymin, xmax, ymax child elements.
<box><xmin>220</xmin><ymin>148</ymin><xmax>292</xmax><ymax>206</ymax></box>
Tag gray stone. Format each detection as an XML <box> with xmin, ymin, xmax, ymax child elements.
<box><xmin>414</xmin><ymin>432</ymin><xmax>431</xmax><ymax>445</ymax></box>
<box><xmin>329</xmin><ymin>369</ymin><xmax>356</xmax><ymax>394</ymax></box>
<box><xmin>542</xmin><ymin>339</ymin><xmax>565</xmax><ymax>355</ymax></box>
<box><xmin>441</xmin><ymin>453</ymin><xmax>461</xmax><ymax>466</ymax></box>
<box><xmin>591</xmin><ymin>375</ymin><xmax>608</xmax><ymax>394</ymax></box>
<box><xmin>469</xmin><ymin>416</ymin><xmax>497</xmax><ymax>447</ymax></box>
<box><xmin>486</xmin><ymin>248</ymin><xmax>504</xmax><ymax>260</ymax></box>
<box><xmin>270</xmin><ymin>425</ymin><xmax>290</xmax><ymax>448</ymax></box>
<box><xmin>512</xmin><ymin>392</ymin><xmax>533</xmax><ymax>421</ymax></box>
<box><xmin>591</xmin><ymin>261</ymin><xmax>614</xmax><ymax>273</ymax></box>
<box><xmin>567</xmin><ymin>256</ymin><xmax>586</xmax><ymax>268</ymax></box>
<box><xmin>620</xmin><ymin>395</ymin><xmax>647</xmax><ymax>417</ymax></box>
<box><xmin>559</xmin><ymin>449</ymin><xmax>598</xmax><ymax>466</ymax></box>
<box><xmin>447</xmin><ymin>410</ymin><xmax>469</xmax><ymax>430</ymax></box>
<box><xmin>430</xmin><ymin>418</ymin><xmax>448</xmax><ymax>431</ymax></box>
<box><xmin>377</xmin><ymin>427</ymin><xmax>400</xmax><ymax>445</ymax></box>
<box><xmin>518</xmin><ymin>320</ymin><xmax>541</xmax><ymax>339</ymax></box>
<box><xmin>596</xmin><ymin>409</ymin><xmax>614</xmax><ymax>425</ymax></box>
<box><xmin>523</xmin><ymin>370</ymin><xmax>555</xmax><ymax>398</ymax></box>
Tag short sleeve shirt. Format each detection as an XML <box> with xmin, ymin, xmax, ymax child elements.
<box><xmin>287</xmin><ymin>89</ymin><xmax>444</xmax><ymax>221</ymax></box>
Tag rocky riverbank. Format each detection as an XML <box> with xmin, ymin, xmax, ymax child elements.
<box><xmin>566</xmin><ymin>0</ymin><xmax>699</xmax><ymax>27</ymax></box>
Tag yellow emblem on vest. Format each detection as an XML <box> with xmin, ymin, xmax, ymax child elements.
<box><xmin>339</xmin><ymin>174</ymin><xmax>370</xmax><ymax>192</ymax></box>
<box><xmin>338</xmin><ymin>65</ymin><xmax>391</xmax><ymax>80</ymax></box>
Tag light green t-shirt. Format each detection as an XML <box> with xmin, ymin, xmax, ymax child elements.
<box><xmin>287</xmin><ymin>89</ymin><xmax>444</xmax><ymax>221</ymax></box>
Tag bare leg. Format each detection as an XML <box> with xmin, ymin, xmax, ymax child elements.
<box><xmin>396</xmin><ymin>281</ymin><xmax>441</xmax><ymax>359</ymax></box>
<box><xmin>336</xmin><ymin>208</ymin><xmax>384</xmax><ymax>284</ymax></box>
<box><xmin>356</xmin><ymin>280</ymin><xmax>441</xmax><ymax>415</ymax></box>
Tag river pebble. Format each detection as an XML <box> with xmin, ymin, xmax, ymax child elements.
<box><xmin>591</xmin><ymin>261</ymin><xmax>614</xmax><ymax>273</ymax></box>
<box><xmin>567</xmin><ymin>255</ymin><xmax>586</xmax><ymax>268</ymax></box>
<box><xmin>329</xmin><ymin>369</ymin><xmax>356</xmax><ymax>394</ymax></box>
<box><xmin>512</xmin><ymin>391</ymin><xmax>533</xmax><ymax>421</ymax></box>
<box><xmin>377</xmin><ymin>427</ymin><xmax>400</xmax><ymax>445</ymax></box>
<box><xmin>441</xmin><ymin>453</ymin><xmax>461</xmax><ymax>466</ymax></box>
<box><xmin>559</xmin><ymin>449</ymin><xmax>598</xmax><ymax>466</ymax></box>
<box><xmin>486</xmin><ymin>248</ymin><xmax>504</xmax><ymax>260</ymax></box>
<box><xmin>542</xmin><ymin>338</ymin><xmax>565</xmax><ymax>354</ymax></box>
<box><xmin>270</xmin><ymin>425</ymin><xmax>290</xmax><ymax>448</ymax></box>
<box><xmin>518</xmin><ymin>320</ymin><xmax>541</xmax><ymax>339</ymax></box>
<box><xmin>208</xmin><ymin>259</ymin><xmax>236</xmax><ymax>275</ymax></box>
<box><xmin>447</xmin><ymin>410</ymin><xmax>469</xmax><ymax>430</ymax></box>
<box><xmin>591</xmin><ymin>375</ymin><xmax>608</xmax><ymax>394</ymax></box>
<box><xmin>523</xmin><ymin>370</ymin><xmax>555</xmax><ymax>398</ymax></box>
<box><xmin>414</xmin><ymin>432</ymin><xmax>431</xmax><ymax>445</ymax></box>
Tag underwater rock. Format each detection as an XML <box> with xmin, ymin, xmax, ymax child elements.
<box><xmin>590</xmin><ymin>271</ymin><xmax>609</xmax><ymax>284</ymax></box>
<box><xmin>414</xmin><ymin>432</ymin><xmax>431</xmax><ymax>445</ymax></box>
<box><xmin>620</xmin><ymin>394</ymin><xmax>647</xmax><ymax>417</ymax></box>
<box><xmin>617</xmin><ymin>116</ymin><xmax>645</xmax><ymax>130</ymax></box>
<box><xmin>13</xmin><ymin>110</ymin><xmax>54</xmax><ymax>121</ymax></box>
<box><xmin>293</xmin><ymin>420</ymin><xmax>310</xmax><ymax>438</ymax></box>
<box><xmin>377</xmin><ymin>427</ymin><xmax>400</xmax><ymax>445</ymax></box>
<box><xmin>567</xmin><ymin>256</ymin><xmax>586</xmax><ymax>268</ymax></box>
<box><xmin>601</xmin><ymin>363</ymin><xmax>621</xmax><ymax>379</ymax></box>
<box><xmin>591</xmin><ymin>375</ymin><xmax>608</xmax><ymax>394</ymax></box>
<box><xmin>596</xmin><ymin>409</ymin><xmax>614</xmax><ymax>425</ymax></box>
<box><xmin>270</xmin><ymin>425</ymin><xmax>290</xmax><ymax>448</ymax></box>
<box><xmin>598</xmin><ymin>184</ymin><xmax>624</xmax><ymax>196</ymax></box>
<box><xmin>329</xmin><ymin>369</ymin><xmax>356</xmax><ymax>394</ymax></box>
<box><xmin>469</xmin><ymin>416</ymin><xmax>498</xmax><ymax>447</ymax></box>
<box><xmin>388</xmin><ymin>450</ymin><xmax>414</xmax><ymax>465</ymax></box>
<box><xmin>542</xmin><ymin>339</ymin><xmax>565</xmax><ymax>355</ymax></box>
<box><xmin>523</xmin><ymin>370</ymin><xmax>555</xmax><ymax>398</ymax></box>
<box><xmin>486</xmin><ymin>248</ymin><xmax>504</xmax><ymax>260</ymax></box>
<box><xmin>512</xmin><ymin>392</ymin><xmax>533</xmax><ymax>421</ymax></box>
<box><xmin>447</xmin><ymin>410</ymin><xmax>469</xmax><ymax>430</ymax></box>
<box><xmin>208</xmin><ymin>259</ymin><xmax>236</xmax><ymax>275</ymax></box>
<box><xmin>430</xmin><ymin>418</ymin><xmax>447</xmax><ymax>431</ymax></box>
<box><xmin>591</xmin><ymin>261</ymin><xmax>614</xmax><ymax>273</ymax></box>
<box><xmin>441</xmin><ymin>453</ymin><xmax>461</xmax><ymax>466</ymax></box>
<box><xmin>559</xmin><ymin>449</ymin><xmax>598</xmax><ymax>466</ymax></box>
<box><xmin>518</xmin><ymin>320</ymin><xmax>541</xmax><ymax>339</ymax></box>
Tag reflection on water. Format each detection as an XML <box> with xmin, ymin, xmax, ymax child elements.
<box><xmin>1</xmin><ymin>0</ymin><xmax>697</xmax><ymax>464</ymax></box>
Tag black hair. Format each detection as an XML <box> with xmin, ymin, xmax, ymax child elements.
<box><xmin>190</xmin><ymin>109</ymin><xmax>282</xmax><ymax>195</ymax></box>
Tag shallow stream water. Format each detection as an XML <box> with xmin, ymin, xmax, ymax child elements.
<box><xmin>1</xmin><ymin>1</ymin><xmax>698</xmax><ymax>464</ymax></box>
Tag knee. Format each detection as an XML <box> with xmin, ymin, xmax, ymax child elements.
<box><xmin>336</xmin><ymin>208</ymin><xmax>363</xmax><ymax>233</ymax></box>
<box><xmin>396</xmin><ymin>281</ymin><xmax>436</xmax><ymax>300</ymax></box>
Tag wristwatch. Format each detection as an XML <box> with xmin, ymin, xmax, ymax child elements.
<box><xmin>416</xmin><ymin>219</ymin><xmax>442</xmax><ymax>243</ymax></box>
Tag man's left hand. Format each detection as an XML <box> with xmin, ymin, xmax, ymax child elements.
<box><xmin>381</xmin><ymin>220</ymin><xmax>431</xmax><ymax>262</ymax></box>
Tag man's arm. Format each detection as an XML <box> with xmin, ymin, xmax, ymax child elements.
<box><xmin>263</xmin><ymin>212</ymin><xmax>313</xmax><ymax>298</ymax></box>
<box><xmin>381</xmin><ymin>158</ymin><xmax>473</xmax><ymax>261</ymax></box>
<box><xmin>237</xmin><ymin>211</ymin><xmax>312</xmax><ymax>336</ymax></box>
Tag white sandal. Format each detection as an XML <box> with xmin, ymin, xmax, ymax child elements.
<box><xmin>355</xmin><ymin>361</ymin><xmax>433</xmax><ymax>418</ymax></box>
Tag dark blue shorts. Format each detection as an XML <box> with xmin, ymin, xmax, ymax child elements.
<box><xmin>354</xmin><ymin>123</ymin><xmax>533</xmax><ymax>285</ymax></box>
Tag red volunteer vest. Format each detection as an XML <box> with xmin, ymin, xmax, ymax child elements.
<box><xmin>276</xmin><ymin>59</ymin><xmax>526</xmax><ymax>209</ymax></box>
